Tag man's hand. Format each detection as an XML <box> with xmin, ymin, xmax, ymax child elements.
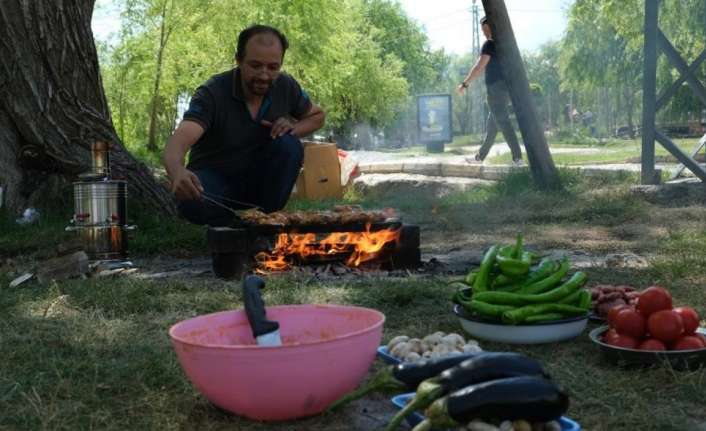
<box><xmin>261</xmin><ymin>117</ymin><xmax>295</xmax><ymax>138</ymax></box>
<box><xmin>170</xmin><ymin>167</ymin><xmax>204</xmax><ymax>201</ymax></box>
<box><xmin>457</xmin><ymin>83</ymin><xmax>467</xmax><ymax>96</ymax></box>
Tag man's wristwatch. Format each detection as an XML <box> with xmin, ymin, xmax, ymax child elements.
<box><xmin>461</xmin><ymin>82</ymin><xmax>468</xmax><ymax>88</ymax></box>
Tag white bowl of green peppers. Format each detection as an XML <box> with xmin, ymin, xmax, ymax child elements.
<box><xmin>453</xmin><ymin>304</ymin><xmax>588</xmax><ymax>344</ymax></box>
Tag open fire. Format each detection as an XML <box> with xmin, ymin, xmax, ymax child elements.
<box><xmin>255</xmin><ymin>223</ymin><xmax>402</xmax><ymax>272</ymax></box>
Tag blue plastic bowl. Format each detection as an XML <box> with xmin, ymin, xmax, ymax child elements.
<box><xmin>377</xmin><ymin>345</ymin><xmax>402</xmax><ymax>365</ymax></box>
<box><xmin>391</xmin><ymin>393</ymin><xmax>581</xmax><ymax>431</ymax></box>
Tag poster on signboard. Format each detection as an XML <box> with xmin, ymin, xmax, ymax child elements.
<box><xmin>417</xmin><ymin>94</ymin><xmax>452</xmax><ymax>148</ymax></box>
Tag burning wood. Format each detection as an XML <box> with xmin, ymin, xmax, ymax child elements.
<box><xmin>255</xmin><ymin>223</ymin><xmax>401</xmax><ymax>272</ymax></box>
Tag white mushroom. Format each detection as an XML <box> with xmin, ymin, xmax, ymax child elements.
<box><xmin>442</xmin><ymin>333</ymin><xmax>466</xmax><ymax>348</ymax></box>
<box><xmin>512</xmin><ymin>420</ymin><xmax>531</xmax><ymax>431</ymax></box>
<box><xmin>390</xmin><ymin>342</ymin><xmax>412</xmax><ymax>358</ymax></box>
<box><xmin>404</xmin><ymin>351</ymin><xmax>421</xmax><ymax>362</ymax></box>
<box><xmin>467</xmin><ymin>420</ymin><xmax>500</xmax><ymax>431</ymax></box>
<box><xmin>422</xmin><ymin>350</ymin><xmax>433</xmax><ymax>359</ymax></box>
<box><xmin>422</xmin><ymin>333</ymin><xmax>444</xmax><ymax>347</ymax></box>
<box><xmin>462</xmin><ymin>343</ymin><xmax>484</xmax><ymax>353</ymax></box>
<box><xmin>407</xmin><ymin>338</ymin><xmax>424</xmax><ymax>354</ymax></box>
<box><xmin>543</xmin><ymin>421</ymin><xmax>561</xmax><ymax>431</ymax></box>
<box><xmin>499</xmin><ymin>420</ymin><xmax>515</xmax><ymax>431</ymax></box>
<box><xmin>386</xmin><ymin>335</ymin><xmax>409</xmax><ymax>351</ymax></box>
<box><xmin>432</xmin><ymin>344</ymin><xmax>452</xmax><ymax>355</ymax></box>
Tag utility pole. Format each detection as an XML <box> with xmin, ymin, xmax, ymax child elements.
<box><xmin>481</xmin><ymin>0</ymin><xmax>561</xmax><ymax>190</ymax></box>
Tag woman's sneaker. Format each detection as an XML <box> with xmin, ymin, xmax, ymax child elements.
<box><xmin>512</xmin><ymin>159</ymin><xmax>525</xmax><ymax>167</ymax></box>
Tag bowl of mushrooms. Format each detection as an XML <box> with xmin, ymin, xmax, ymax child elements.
<box><xmin>377</xmin><ymin>331</ymin><xmax>483</xmax><ymax>364</ymax></box>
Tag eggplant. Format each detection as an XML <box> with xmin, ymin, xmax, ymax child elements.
<box><xmin>385</xmin><ymin>352</ymin><xmax>548</xmax><ymax>431</ymax></box>
<box><xmin>326</xmin><ymin>352</ymin><xmax>484</xmax><ymax>412</ymax></box>
<box><xmin>412</xmin><ymin>376</ymin><xmax>569</xmax><ymax>431</ymax></box>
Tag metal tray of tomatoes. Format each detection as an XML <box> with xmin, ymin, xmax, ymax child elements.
<box><xmin>589</xmin><ymin>325</ymin><xmax>706</xmax><ymax>370</ymax></box>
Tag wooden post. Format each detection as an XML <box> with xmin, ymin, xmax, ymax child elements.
<box><xmin>480</xmin><ymin>0</ymin><xmax>561</xmax><ymax>190</ymax></box>
<box><xmin>642</xmin><ymin>0</ymin><xmax>659</xmax><ymax>184</ymax></box>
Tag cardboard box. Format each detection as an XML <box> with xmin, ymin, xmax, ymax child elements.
<box><xmin>292</xmin><ymin>142</ymin><xmax>343</xmax><ymax>200</ymax></box>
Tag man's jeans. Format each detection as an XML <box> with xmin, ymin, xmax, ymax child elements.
<box><xmin>177</xmin><ymin>134</ymin><xmax>304</xmax><ymax>226</ymax></box>
<box><xmin>477</xmin><ymin>80</ymin><xmax>523</xmax><ymax>162</ymax></box>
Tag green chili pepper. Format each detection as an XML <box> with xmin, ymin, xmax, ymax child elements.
<box><xmin>462</xmin><ymin>300</ymin><xmax>517</xmax><ymax>318</ymax></box>
<box><xmin>512</xmin><ymin>233</ymin><xmax>523</xmax><ymax>259</ymax></box>
<box><xmin>524</xmin><ymin>313</ymin><xmax>565</xmax><ymax>323</ymax></box>
<box><xmin>495</xmin><ymin>283</ymin><xmax>524</xmax><ymax>293</ymax></box>
<box><xmin>498</xmin><ymin>244</ymin><xmax>515</xmax><ymax>258</ymax></box>
<box><xmin>502</xmin><ymin>303</ymin><xmax>588</xmax><ymax>325</ymax></box>
<box><xmin>577</xmin><ymin>289</ymin><xmax>591</xmax><ymax>310</ymax></box>
<box><xmin>491</xmin><ymin>273</ymin><xmax>517</xmax><ymax>288</ymax></box>
<box><xmin>463</xmin><ymin>271</ymin><xmax>477</xmax><ymax>286</ymax></box>
<box><xmin>496</xmin><ymin>254</ymin><xmax>530</xmax><ymax>277</ymax></box>
<box><xmin>520</xmin><ymin>259</ymin><xmax>559</xmax><ymax>287</ymax></box>
<box><xmin>474</xmin><ymin>271</ymin><xmax>586</xmax><ymax>306</ymax></box>
<box><xmin>557</xmin><ymin>288</ymin><xmax>583</xmax><ymax>305</ymax></box>
<box><xmin>517</xmin><ymin>258</ymin><xmax>570</xmax><ymax>295</ymax></box>
<box><xmin>453</xmin><ymin>285</ymin><xmax>473</xmax><ymax>305</ymax></box>
<box><xmin>472</xmin><ymin>245</ymin><xmax>499</xmax><ymax>293</ymax></box>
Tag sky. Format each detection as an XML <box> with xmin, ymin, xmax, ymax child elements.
<box><xmin>399</xmin><ymin>0</ymin><xmax>573</xmax><ymax>54</ymax></box>
<box><xmin>92</xmin><ymin>0</ymin><xmax>572</xmax><ymax>54</ymax></box>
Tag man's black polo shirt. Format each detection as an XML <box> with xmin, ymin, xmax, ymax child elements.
<box><xmin>183</xmin><ymin>68</ymin><xmax>312</xmax><ymax>172</ymax></box>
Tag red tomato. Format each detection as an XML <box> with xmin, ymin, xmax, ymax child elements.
<box><xmin>606</xmin><ymin>333</ymin><xmax>639</xmax><ymax>349</ymax></box>
<box><xmin>636</xmin><ymin>286</ymin><xmax>672</xmax><ymax>317</ymax></box>
<box><xmin>647</xmin><ymin>310</ymin><xmax>684</xmax><ymax>343</ymax></box>
<box><xmin>607</xmin><ymin>305</ymin><xmax>632</xmax><ymax>328</ymax></box>
<box><xmin>638</xmin><ymin>338</ymin><xmax>667</xmax><ymax>351</ymax></box>
<box><xmin>613</xmin><ymin>308</ymin><xmax>646</xmax><ymax>338</ymax></box>
<box><xmin>671</xmin><ymin>335</ymin><xmax>706</xmax><ymax>351</ymax></box>
<box><xmin>603</xmin><ymin>328</ymin><xmax>621</xmax><ymax>344</ymax></box>
<box><xmin>673</xmin><ymin>307</ymin><xmax>700</xmax><ymax>334</ymax></box>
<box><xmin>695</xmin><ymin>333</ymin><xmax>706</xmax><ymax>346</ymax></box>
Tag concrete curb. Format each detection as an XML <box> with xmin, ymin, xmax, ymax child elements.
<box><xmin>357</xmin><ymin>161</ymin><xmax>647</xmax><ymax>181</ymax></box>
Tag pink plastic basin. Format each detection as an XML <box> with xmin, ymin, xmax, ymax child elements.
<box><xmin>169</xmin><ymin>304</ymin><xmax>385</xmax><ymax>421</ymax></box>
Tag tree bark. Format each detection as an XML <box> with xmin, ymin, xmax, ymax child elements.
<box><xmin>482</xmin><ymin>0</ymin><xmax>560</xmax><ymax>190</ymax></box>
<box><xmin>147</xmin><ymin>0</ymin><xmax>172</xmax><ymax>153</ymax></box>
<box><xmin>0</xmin><ymin>0</ymin><xmax>176</xmax><ymax>215</ymax></box>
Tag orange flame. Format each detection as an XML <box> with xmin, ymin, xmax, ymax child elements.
<box><xmin>255</xmin><ymin>223</ymin><xmax>401</xmax><ymax>272</ymax></box>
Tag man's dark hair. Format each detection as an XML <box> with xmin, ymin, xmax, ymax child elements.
<box><xmin>480</xmin><ymin>16</ymin><xmax>488</xmax><ymax>25</ymax></box>
<box><xmin>235</xmin><ymin>24</ymin><xmax>289</xmax><ymax>61</ymax></box>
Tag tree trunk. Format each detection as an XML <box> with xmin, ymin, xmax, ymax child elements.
<box><xmin>481</xmin><ymin>0</ymin><xmax>561</xmax><ymax>190</ymax></box>
<box><xmin>0</xmin><ymin>0</ymin><xmax>176</xmax><ymax>216</ymax></box>
<box><xmin>147</xmin><ymin>0</ymin><xmax>172</xmax><ymax>153</ymax></box>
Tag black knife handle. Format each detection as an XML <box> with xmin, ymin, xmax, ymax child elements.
<box><xmin>242</xmin><ymin>275</ymin><xmax>279</xmax><ymax>338</ymax></box>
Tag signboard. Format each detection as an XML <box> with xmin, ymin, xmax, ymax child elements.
<box><xmin>417</xmin><ymin>94</ymin><xmax>452</xmax><ymax>152</ymax></box>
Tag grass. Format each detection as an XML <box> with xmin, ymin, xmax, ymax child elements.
<box><xmin>2</xmin><ymin>172</ymin><xmax>706</xmax><ymax>430</ymax></box>
<box><xmin>0</xmin><ymin>204</ymin><xmax>207</xmax><ymax>262</ymax></box>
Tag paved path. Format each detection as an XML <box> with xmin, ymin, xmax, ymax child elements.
<box><xmin>348</xmin><ymin>143</ymin><xmax>688</xmax><ymax>181</ymax></box>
